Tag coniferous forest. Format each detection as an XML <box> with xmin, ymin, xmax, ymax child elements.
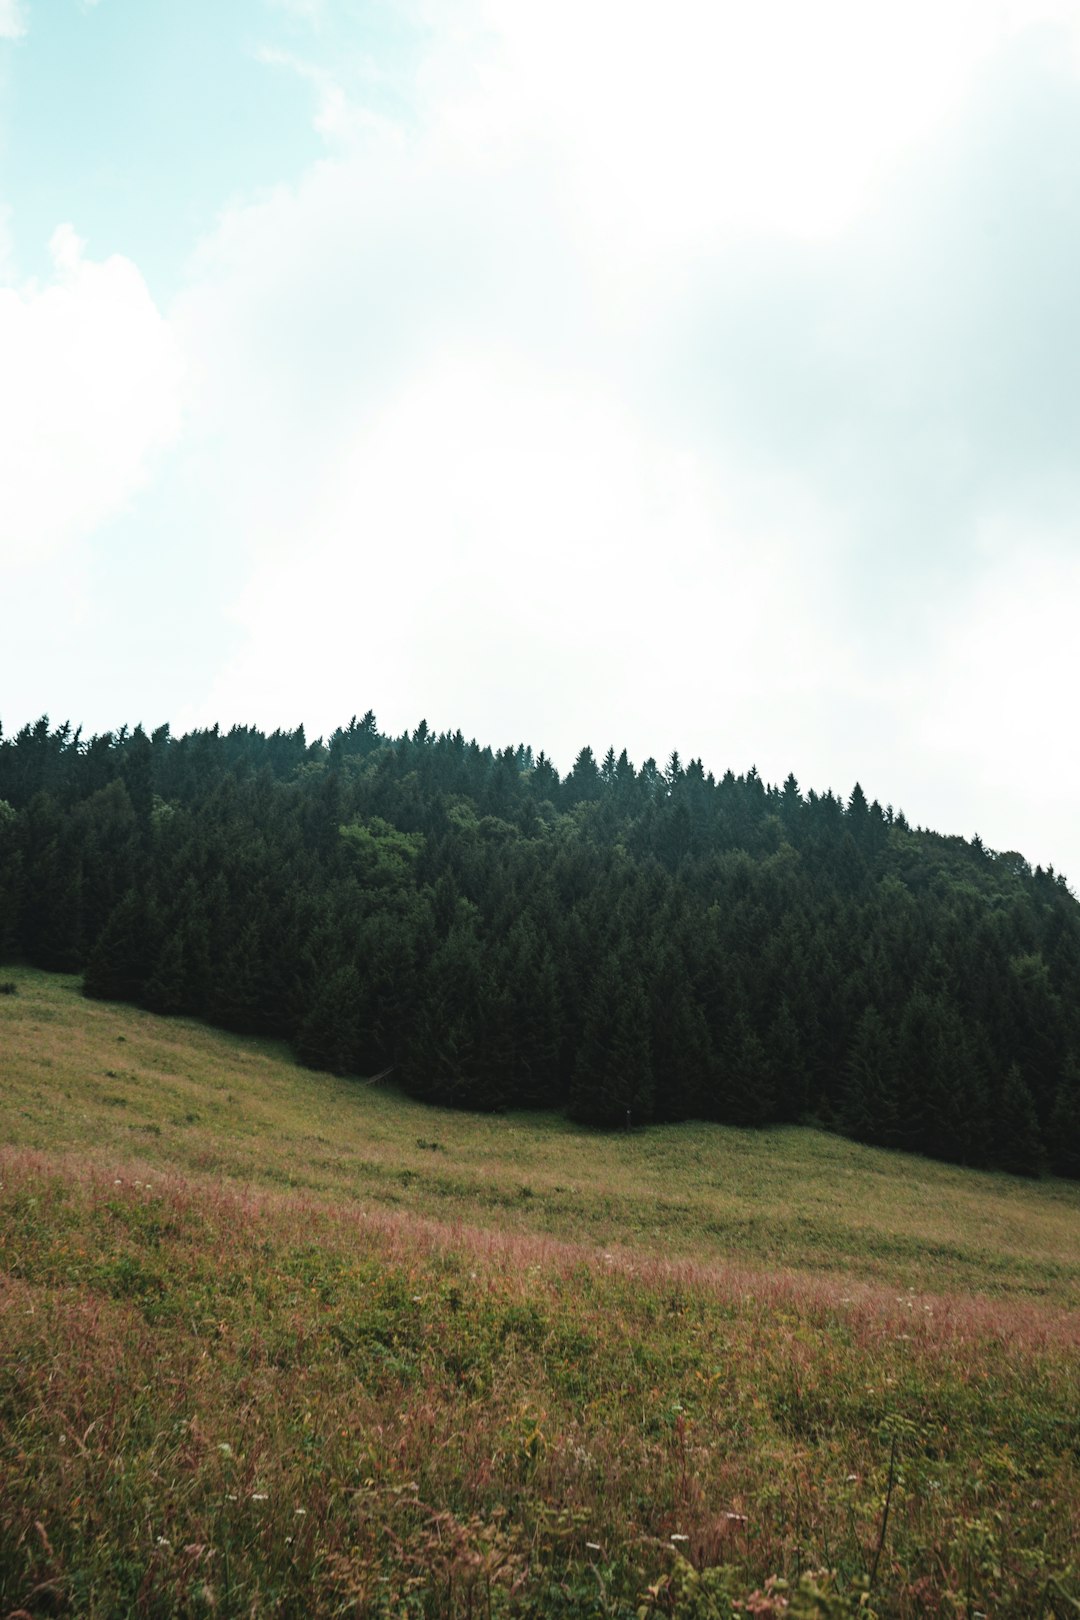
<box><xmin>1</xmin><ymin>714</ymin><xmax>1078</xmax><ymax>1179</ymax></box>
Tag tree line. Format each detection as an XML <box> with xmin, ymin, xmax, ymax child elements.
<box><xmin>1</xmin><ymin>712</ymin><xmax>1078</xmax><ymax>1177</ymax></box>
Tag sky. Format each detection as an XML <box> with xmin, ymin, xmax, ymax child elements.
<box><xmin>3</xmin><ymin>0</ymin><xmax>1080</xmax><ymax>881</ymax></box>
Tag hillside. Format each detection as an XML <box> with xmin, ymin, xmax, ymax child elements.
<box><xmin>3</xmin><ymin>971</ymin><xmax>1079</xmax><ymax>1302</ymax></box>
<box><xmin>2</xmin><ymin>973</ymin><xmax>1080</xmax><ymax>1616</ymax></box>
<box><xmin>2</xmin><ymin>714</ymin><xmax>1080</xmax><ymax>1176</ymax></box>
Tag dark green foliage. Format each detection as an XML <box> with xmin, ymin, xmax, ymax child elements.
<box><xmin>992</xmin><ymin>1064</ymin><xmax>1046</xmax><ymax>1178</ymax></box>
<box><xmin>719</xmin><ymin>1010</ymin><xmax>776</xmax><ymax>1127</ymax></box>
<box><xmin>83</xmin><ymin>891</ymin><xmax>159</xmax><ymax>1004</ymax></box>
<box><xmin>568</xmin><ymin>953</ymin><xmax>654</xmax><ymax>1126</ymax></box>
<box><xmin>839</xmin><ymin>1006</ymin><xmax>900</xmax><ymax>1146</ymax></box>
<box><xmin>896</xmin><ymin>992</ymin><xmax>990</xmax><ymax>1165</ymax></box>
<box><xmin>2</xmin><ymin>713</ymin><xmax>1079</xmax><ymax>1175</ymax></box>
<box><xmin>1047</xmin><ymin>1061</ymin><xmax>1080</xmax><ymax>1179</ymax></box>
<box><xmin>402</xmin><ymin>924</ymin><xmax>509</xmax><ymax>1109</ymax></box>
<box><xmin>296</xmin><ymin>964</ymin><xmax>365</xmax><ymax>1075</ymax></box>
<box><xmin>0</xmin><ymin>797</ymin><xmax>19</xmax><ymax>961</ymax></box>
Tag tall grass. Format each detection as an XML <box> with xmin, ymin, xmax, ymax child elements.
<box><xmin>1</xmin><ymin>969</ymin><xmax>1079</xmax><ymax>1616</ymax></box>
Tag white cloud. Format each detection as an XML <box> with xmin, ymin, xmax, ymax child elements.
<box><xmin>190</xmin><ymin>351</ymin><xmax>846</xmax><ymax>763</ymax></box>
<box><xmin>0</xmin><ymin>225</ymin><xmax>185</xmax><ymax>568</ymax></box>
<box><xmin>909</xmin><ymin>528</ymin><xmax>1080</xmax><ymax>877</ymax></box>
<box><xmin>0</xmin><ymin>0</ymin><xmax>26</xmax><ymax>40</ymax></box>
<box><xmin>9</xmin><ymin>0</ymin><xmax>1077</xmax><ymax>878</ymax></box>
<box><xmin>412</xmin><ymin>0</ymin><xmax>1080</xmax><ymax>273</ymax></box>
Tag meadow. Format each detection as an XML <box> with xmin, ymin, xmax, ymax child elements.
<box><xmin>2</xmin><ymin>968</ymin><xmax>1079</xmax><ymax>1616</ymax></box>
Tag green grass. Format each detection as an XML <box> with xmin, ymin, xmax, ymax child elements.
<box><xmin>3</xmin><ymin>969</ymin><xmax>1078</xmax><ymax>1305</ymax></box>
<box><xmin>2</xmin><ymin>967</ymin><xmax>1080</xmax><ymax>1617</ymax></box>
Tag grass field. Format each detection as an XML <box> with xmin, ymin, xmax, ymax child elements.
<box><xmin>2</xmin><ymin>968</ymin><xmax>1079</xmax><ymax>1616</ymax></box>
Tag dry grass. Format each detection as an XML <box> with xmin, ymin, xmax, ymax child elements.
<box><xmin>2</xmin><ymin>968</ymin><xmax>1080</xmax><ymax>1617</ymax></box>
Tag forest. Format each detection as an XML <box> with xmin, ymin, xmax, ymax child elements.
<box><xmin>1</xmin><ymin>712</ymin><xmax>1078</xmax><ymax>1178</ymax></box>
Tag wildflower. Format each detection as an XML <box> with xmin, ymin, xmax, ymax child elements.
<box><xmin>252</xmin><ymin>1493</ymin><xmax>268</xmax><ymax>1501</ymax></box>
<box><xmin>294</xmin><ymin>1508</ymin><xmax>307</xmax><ymax>1516</ymax></box>
<box><xmin>585</xmin><ymin>1542</ymin><xmax>601</xmax><ymax>1552</ymax></box>
<box><xmin>724</xmin><ymin>1513</ymin><xmax>748</xmax><ymax>1525</ymax></box>
<box><xmin>114</xmin><ymin>1178</ymin><xmax>122</xmax><ymax>1185</ymax></box>
<box><xmin>225</xmin><ymin>1494</ymin><xmax>238</xmax><ymax>1501</ymax></box>
<box><xmin>157</xmin><ymin>1536</ymin><xmax>171</xmax><ymax>1547</ymax></box>
<box><xmin>846</xmin><ymin>1474</ymin><xmax>858</xmax><ymax>1483</ymax></box>
<box><xmin>670</xmin><ymin>1533</ymin><xmax>689</xmax><ymax>1543</ymax></box>
<box><xmin>411</xmin><ymin>1295</ymin><xmax>422</xmax><ymax>1302</ymax></box>
<box><xmin>218</xmin><ymin>1443</ymin><xmax>233</xmax><ymax>1457</ymax></box>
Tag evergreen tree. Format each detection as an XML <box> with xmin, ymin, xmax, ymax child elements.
<box><xmin>1048</xmin><ymin>1061</ymin><xmax>1080</xmax><ymax>1179</ymax></box>
<box><xmin>717</xmin><ymin>1009</ymin><xmax>775</xmax><ymax>1127</ymax></box>
<box><xmin>2</xmin><ymin>708</ymin><xmax>1079</xmax><ymax>1173</ymax></box>
<box><xmin>83</xmin><ymin>892</ymin><xmax>158</xmax><ymax>1003</ymax></box>
<box><xmin>568</xmin><ymin>954</ymin><xmax>654</xmax><ymax>1127</ymax></box>
<box><xmin>992</xmin><ymin>1064</ymin><xmax>1046</xmax><ymax>1177</ymax></box>
<box><xmin>296</xmin><ymin>964</ymin><xmax>364</xmax><ymax>1075</ymax></box>
<box><xmin>839</xmin><ymin>1006</ymin><xmax>900</xmax><ymax>1145</ymax></box>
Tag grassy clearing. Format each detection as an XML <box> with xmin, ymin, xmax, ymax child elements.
<box><xmin>2</xmin><ymin>968</ymin><xmax>1080</xmax><ymax>1616</ymax></box>
<box><xmin>3</xmin><ymin>970</ymin><xmax>1078</xmax><ymax>1305</ymax></box>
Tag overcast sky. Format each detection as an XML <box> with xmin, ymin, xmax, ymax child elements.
<box><xmin>3</xmin><ymin>0</ymin><xmax>1080</xmax><ymax>879</ymax></box>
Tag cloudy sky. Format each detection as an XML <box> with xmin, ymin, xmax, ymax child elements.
<box><xmin>3</xmin><ymin>0</ymin><xmax>1080</xmax><ymax>878</ymax></box>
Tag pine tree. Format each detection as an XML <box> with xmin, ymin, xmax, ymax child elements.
<box><xmin>568</xmin><ymin>954</ymin><xmax>654</xmax><ymax>1126</ymax></box>
<box><xmin>564</xmin><ymin>746</ymin><xmax>602</xmax><ymax>805</ymax></box>
<box><xmin>897</xmin><ymin>992</ymin><xmax>990</xmax><ymax>1164</ymax></box>
<box><xmin>717</xmin><ymin>1009</ymin><xmax>775</xmax><ymax>1127</ymax></box>
<box><xmin>0</xmin><ymin>798</ymin><xmax>21</xmax><ymax>960</ymax></box>
<box><xmin>766</xmin><ymin>997</ymin><xmax>808</xmax><ymax>1121</ymax></box>
<box><xmin>296</xmin><ymin>964</ymin><xmax>363</xmax><ymax>1075</ymax></box>
<box><xmin>142</xmin><ymin>930</ymin><xmax>188</xmax><ymax>1015</ymax></box>
<box><xmin>1047</xmin><ymin>1060</ymin><xmax>1080</xmax><ymax>1179</ymax></box>
<box><xmin>839</xmin><ymin>1006</ymin><xmax>900</xmax><ymax>1145</ymax></box>
<box><xmin>83</xmin><ymin>891</ymin><xmax>158</xmax><ymax>1003</ymax></box>
<box><xmin>993</xmin><ymin>1064</ymin><xmax>1046</xmax><ymax>1177</ymax></box>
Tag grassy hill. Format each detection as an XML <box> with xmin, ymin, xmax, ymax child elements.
<box><xmin>2</xmin><ymin>968</ymin><xmax>1079</xmax><ymax>1616</ymax></box>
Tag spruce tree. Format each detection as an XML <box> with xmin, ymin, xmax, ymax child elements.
<box><xmin>993</xmin><ymin>1064</ymin><xmax>1046</xmax><ymax>1177</ymax></box>
<box><xmin>1047</xmin><ymin>1061</ymin><xmax>1080</xmax><ymax>1178</ymax></box>
<box><xmin>839</xmin><ymin>1006</ymin><xmax>900</xmax><ymax>1145</ymax></box>
<box><xmin>568</xmin><ymin>954</ymin><xmax>654</xmax><ymax>1127</ymax></box>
